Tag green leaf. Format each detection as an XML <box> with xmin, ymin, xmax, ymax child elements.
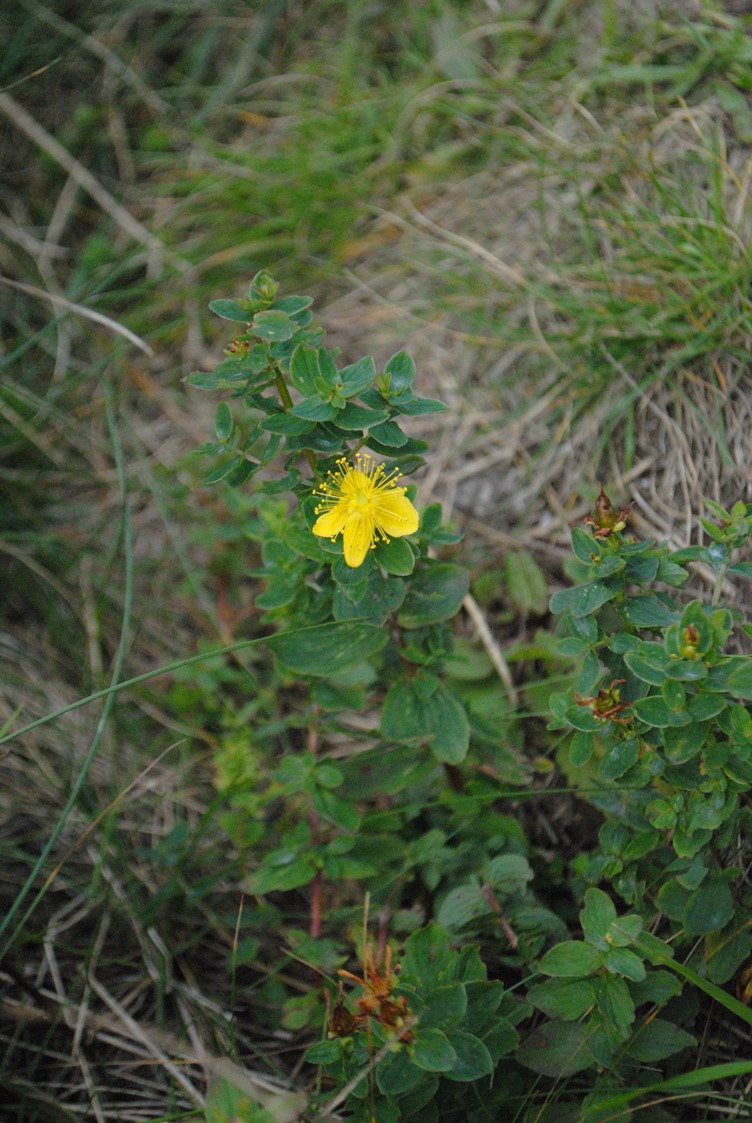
<box><xmin>610</xmin><ymin>914</ymin><xmax>642</xmax><ymax>947</ymax></box>
<box><xmin>622</xmin><ymin>829</ymin><xmax>662</xmax><ymax>862</ymax></box>
<box><xmin>420</xmin><ymin>984</ymin><xmax>467</xmax><ymax>1030</ymax></box>
<box><xmin>332</xmin><ymin>572</ymin><xmax>406</xmax><ymax>625</ymax></box>
<box><xmin>483</xmin><ymin>1019</ymin><xmax>522</xmax><ymax>1063</ymax></box>
<box><xmin>556</xmin><ymin>636</ymin><xmax>589</xmax><ymax>657</ymax></box>
<box><xmin>246</xmin><ymin>856</ymin><xmax>315</xmax><ymax>894</ymax></box>
<box><xmin>203</xmin><ymin>458</ymin><xmax>250</xmax><ymax>486</ymax></box>
<box><xmin>430</xmin><ymin>683</ymin><xmax>470</xmax><ymax>764</ymax></box>
<box><xmin>657</xmin><ymin>558</ymin><xmax>690</xmax><ymax>586</ymax></box>
<box><xmin>312</xmin><ymin>787</ymin><xmax>361</xmax><ymax>832</ymax></box>
<box><xmin>662</xmin><ymin>721</ymin><xmax>708</xmax><ymax>764</ymax></box>
<box><xmin>624</xmin><ymin>553</ymin><xmax>659</xmax><ymax>583</ymax></box>
<box><xmin>290</xmin><ymin>398</ymin><xmax>337</xmax><ymax>421</ymax></box>
<box><xmin>331</xmin><ymin>552</ymin><xmax>373</xmax><ymax>584</ymax></box>
<box><xmin>214</xmin><ymin>401</ymin><xmax>233</xmax><ymax>441</ymax></box>
<box><xmin>368</xmin><ymin>420</ymin><xmax>408</xmax><ymax>448</ymax></box>
<box><xmin>268</xmin><ymin>623</ymin><xmax>387</xmax><ymax>677</ymax></box>
<box><xmin>571</xmin><ymin>526</ymin><xmax>597</xmax><ymax>564</ymax></box>
<box><xmin>597</xmin><ymin>973</ymin><xmax>635</xmax><ymax>1039</ymax></box>
<box><xmin>340</xmin><ymin>355</ymin><xmax>376</xmax><ymax>397</ymax></box>
<box><xmin>504</xmin><ymin>550</ymin><xmax>549</xmax><ymax>616</ymax></box>
<box><xmin>216</xmin><ymin>350</ymin><xmax>268</xmax><ymax>378</ymax></box>
<box><xmin>705</xmin><ymin>928</ymin><xmax>752</xmax><ymax>985</ymax></box>
<box><xmin>333</xmin><ymin>574</ymin><xmax>371</xmax><ymax>605</ymax></box>
<box><xmin>664</xmin><ymin>659</ymin><xmax>708</xmax><ymax>682</ymax></box>
<box><xmin>484</xmin><ymin>854</ymin><xmax>534</xmax><ymax>897</ymax></box>
<box><xmin>209</xmin><ymin>298</ymin><xmax>251</xmax><ymax>321</ymax></box>
<box><xmin>367</xmin><ymin>434</ymin><xmax>430</xmax><ymax>458</ymax></box>
<box><xmin>622</xmin><ymin>595</ymin><xmax>678</xmax><ymax>627</ymax></box>
<box><xmin>289</xmin><ymin>346</ymin><xmax>320</xmax><ymax>395</ymax></box>
<box><xmin>330</xmin><ymin>401</ymin><xmax>389</xmax><ymax>430</ymax></box>
<box><xmin>375</xmin><ymin>536</ymin><xmax>415</xmax><ymax>576</ymax></box>
<box><xmin>381</xmin><ymin>682</ymin><xmax>428</xmax><ymax>741</ymax></box>
<box><xmin>629</xmin><ymin>969</ymin><xmax>682</xmax><ymax>1008</ymax></box>
<box><xmin>251</xmin><ymin>309</ymin><xmax>294</xmax><ymax>342</ymax></box>
<box><xmin>599</xmin><ymin>736</ymin><xmax>639</xmax><ymax>779</ymax></box>
<box><xmin>395</xmin><ymin>394</ymin><xmax>448</xmax><ymax>416</ymax></box>
<box><xmin>381</xmin><ymin>679</ymin><xmax>468</xmax><ymax>763</ymax></box>
<box><xmin>683</xmin><ymin>879</ymin><xmax>734</xmax><ymax>936</ymax></box>
<box><xmin>260</xmin><ymin>412</ymin><xmax>313</xmax><ymax>435</ymax></box>
<box><xmin>516</xmin><ymin>1022</ymin><xmax>593</xmax><ymax>1077</ymax></box>
<box><xmin>577</xmin><ymin>652</ymin><xmax>602</xmax><ymax>696</ymax></box>
<box><xmin>564</xmin><ymin>706</ymin><xmax>603</xmax><ymax>734</ymax></box>
<box><xmin>274</xmin><ymin>294</ymin><xmax>313</xmax><ymax>315</ymax></box>
<box><xmin>443</xmin><ymin>1030</ymin><xmax>494</xmax><ymax>1082</ymax></box>
<box><xmin>580</xmin><ymin>888</ymin><xmax>617</xmax><ymax>949</ymax></box>
<box><xmin>463</xmin><ymin>980</ymin><xmax>503</xmax><ymax>1030</ymax></box>
<box><xmin>569</xmin><ymin>730</ymin><xmax>595</xmax><ymax>766</ymax></box>
<box><xmin>314</xmin><ymin>762</ymin><xmax>343</xmax><ymax>789</ymax></box>
<box><xmin>624</xmin><ymin>647</ymin><xmax>669</xmax><ymax>686</ymax></box>
<box><xmin>527</xmin><ymin>978</ymin><xmax>596</xmax><ymax>1020</ymax></box>
<box><xmin>375</xmin><ymin>1051</ymin><xmax>423</xmax><ymax>1096</ymax></box>
<box><xmin>727</xmin><ymin>660</ymin><xmax>752</xmax><ymax>700</ymax></box>
<box><xmin>314</xmin><ymin>348</ymin><xmax>341</xmax><ymax>390</ymax></box>
<box><xmin>672</xmin><ymin>825</ymin><xmax>713</xmax><ymax>859</ymax></box>
<box><xmin>402</xmin><ymin>923</ymin><xmax>454</xmax><ymax>987</ymax></box>
<box><xmin>602</xmin><ymin>946</ymin><xmax>646</xmax><ymax>981</ymax></box>
<box><xmin>383</xmin><ymin>351</ymin><xmax>416</xmax><ymax>394</ymax></box>
<box><xmin>540</xmin><ymin>941</ymin><xmax>602</xmax><ymax>978</ymax></box>
<box><xmin>549</xmin><ymin>579</ymin><xmax>620</xmax><ymax>618</ymax></box>
<box><xmin>632</xmin><ymin>696</ymin><xmax>691</xmax><ymax>727</ymax></box>
<box><xmin>662</xmin><ymin>678</ymin><xmax>686</xmax><ymax>711</ymax></box>
<box><xmin>436</xmin><ymin>880</ymin><xmax>485</xmax><ymax>932</ymax></box>
<box><xmin>729</xmin><ymin>562</ymin><xmax>752</xmax><ymax>578</ymax></box>
<box><xmin>186</xmin><ymin>369</ymin><xmax>218</xmax><ymax>390</ymax></box>
<box><xmin>225</xmin><ymin>459</ymin><xmax>259</xmax><ymax>488</ymax></box>
<box><xmin>411</xmin><ymin>1028</ymin><xmax>457</xmax><ymax>1072</ymax></box>
<box><xmin>634</xmin><ymin>931</ymin><xmax>676</xmax><ymax>965</ymax></box>
<box><xmin>688</xmin><ymin>693</ymin><xmax>725</xmax><ymax>720</ymax></box>
<box><xmin>305</xmin><ymin>1040</ymin><xmax>345</xmax><ymax>1065</ymax></box>
<box><xmin>627</xmin><ymin>1018</ymin><xmax>696</xmax><ymax>1062</ymax></box>
<box><xmin>399</xmin><ymin>562</ymin><xmax>470</xmax><ymax>628</ymax></box>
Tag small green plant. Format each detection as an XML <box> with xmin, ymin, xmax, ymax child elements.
<box><xmin>549</xmin><ymin>490</ymin><xmax>752</xmax><ymax>933</ymax></box>
<box><xmin>188</xmin><ymin>270</ymin><xmax>474</xmax><ymax>910</ymax></box>
<box><xmin>190</xmin><ymin>279</ymin><xmax>752</xmax><ymax>1120</ymax></box>
<box><xmin>520</xmin><ymin>489</ymin><xmax>752</xmax><ymax>1097</ymax></box>
<box><xmin>308</xmin><ymin>922</ymin><xmax>524</xmax><ymax>1123</ymax></box>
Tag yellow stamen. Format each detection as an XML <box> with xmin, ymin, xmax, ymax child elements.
<box><xmin>312</xmin><ymin>454</ymin><xmax>419</xmax><ymax>568</ymax></box>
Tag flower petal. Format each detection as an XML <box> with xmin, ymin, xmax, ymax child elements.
<box><xmin>373</xmin><ymin>492</ymin><xmax>419</xmax><ymax>538</ymax></box>
<box><xmin>342</xmin><ymin>512</ymin><xmax>374</xmax><ymax>568</ymax></box>
<box><xmin>313</xmin><ymin>504</ymin><xmax>349</xmax><ymax>539</ymax></box>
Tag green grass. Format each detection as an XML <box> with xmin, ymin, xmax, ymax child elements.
<box><xmin>3</xmin><ymin>1</ymin><xmax>752</xmax><ymax>1119</ymax></box>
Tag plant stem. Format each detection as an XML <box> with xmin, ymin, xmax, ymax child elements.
<box><xmin>272</xmin><ymin>364</ymin><xmax>317</xmax><ymax>471</ymax></box>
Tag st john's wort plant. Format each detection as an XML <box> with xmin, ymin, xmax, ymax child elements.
<box><xmin>525</xmin><ymin>490</ymin><xmax>752</xmax><ymax>1088</ymax></box>
<box><xmin>187</xmin><ymin>271</ymin><xmax>477</xmax><ymax>901</ymax></box>
<box><xmin>548</xmin><ymin>490</ymin><xmax>752</xmax><ymax>931</ymax></box>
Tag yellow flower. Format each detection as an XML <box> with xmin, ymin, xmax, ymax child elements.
<box><xmin>312</xmin><ymin>454</ymin><xmax>419</xmax><ymax>568</ymax></box>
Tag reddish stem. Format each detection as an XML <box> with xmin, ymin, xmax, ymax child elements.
<box><xmin>310</xmin><ymin>869</ymin><xmax>322</xmax><ymax>940</ymax></box>
<box><xmin>481</xmin><ymin>884</ymin><xmax>518</xmax><ymax>950</ymax></box>
<box><xmin>308</xmin><ymin>705</ymin><xmax>322</xmax><ymax>941</ymax></box>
